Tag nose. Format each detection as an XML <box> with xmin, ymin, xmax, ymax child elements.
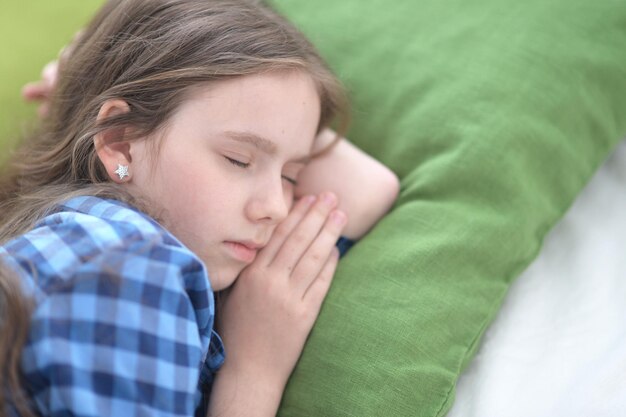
<box><xmin>245</xmin><ymin>176</ymin><xmax>290</xmax><ymax>224</ymax></box>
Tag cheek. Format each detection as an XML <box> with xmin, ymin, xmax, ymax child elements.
<box><xmin>165</xmin><ymin>178</ymin><xmax>230</xmax><ymax>232</ymax></box>
<box><xmin>285</xmin><ymin>191</ymin><xmax>295</xmax><ymax>212</ymax></box>
<box><xmin>152</xmin><ymin>161</ymin><xmax>227</xmax><ymax>236</ymax></box>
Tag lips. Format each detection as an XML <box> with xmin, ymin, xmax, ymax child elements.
<box><xmin>224</xmin><ymin>240</ymin><xmax>265</xmax><ymax>263</ymax></box>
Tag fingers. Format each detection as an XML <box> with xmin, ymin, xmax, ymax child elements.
<box><xmin>290</xmin><ymin>210</ymin><xmax>346</xmax><ymax>294</ymax></box>
<box><xmin>269</xmin><ymin>192</ymin><xmax>339</xmax><ymax>271</ymax></box>
<box><xmin>22</xmin><ymin>61</ymin><xmax>59</xmax><ymax>120</ymax></box>
<box><xmin>41</xmin><ymin>61</ymin><xmax>58</xmax><ymax>83</ymax></box>
<box><xmin>255</xmin><ymin>194</ymin><xmax>317</xmax><ymax>265</ymax></box>
<box><xmin>303</xmin><ymin>246</ymin><xmax>339</xmax><ymax>305</ymax></box>
<box><xmin>22</xmin><ymin>82</ymin><xmax>51</xmax><ymax>101</ymax></box>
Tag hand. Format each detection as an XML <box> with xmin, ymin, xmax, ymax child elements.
<box><xmin>21</xmin><ymin>30</ymin><xmax>81</xmax><ymax>118</ymax></box>
<box><xmin>209</xmin><ymin>192</ymin><xmax>346</xmax><ymax>416</ymax></box>
<box><xmin>22</xmin><ymin>60</ymin><xmax>59</xmax><ymax>118</ymax></box>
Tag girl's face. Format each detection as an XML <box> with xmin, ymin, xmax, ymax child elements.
<box><xmin>129</xmin><ymin>71</ymin><xmax>321</xmax><ymax>290</ymax></box>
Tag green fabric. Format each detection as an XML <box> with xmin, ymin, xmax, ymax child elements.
<box><xmin>269</xmin><ymin>0</ymin><xmax>626</xmax><ymax>416</ymax></box>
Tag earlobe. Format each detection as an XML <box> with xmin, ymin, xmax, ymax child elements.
<box><xmin>113</xmin><ymin>163</ymin><xmax>130</xmax><ymax>181</ymax></box>
<box><xmin>93</xmin><ymin>99</ymin><xmax>133</xmax><ymax>183</ymax></box>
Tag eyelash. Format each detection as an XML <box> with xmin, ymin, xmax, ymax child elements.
<box><xmin>225</xmin><ymin>156</ymin><xmax>249</xmax><ymax>169</ymax></box>
<box><xmin>224</xmin><ymin>156</ymin><xmax>298</xmax><ymax>186</ymax></box>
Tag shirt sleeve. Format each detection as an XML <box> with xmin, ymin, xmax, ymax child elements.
<box><xmin>20</xmin><ymin>241</ymin><xmax>206</xmax><ymax>417</ymax></box>
<box><xmin>336</xmin><ymin>236</ymin><xmax>355</xmax><ymax>257</ymax></box>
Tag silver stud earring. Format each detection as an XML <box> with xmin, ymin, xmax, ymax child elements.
<box><xmin>114</xmin><ymin>164</ymin><xmax>129</xmax><ymax>180</ymax></box>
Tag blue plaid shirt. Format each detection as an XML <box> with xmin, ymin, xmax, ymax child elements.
<box><xmin>1</xmin><ymin>196</ymin><xmax>224</xmax><ymax>417</ymax></box>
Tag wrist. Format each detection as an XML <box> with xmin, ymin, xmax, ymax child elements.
<box><xmin>209</xmin><ymin>360</ymin><xmax>287</xmax><ymax>417</ymax></box>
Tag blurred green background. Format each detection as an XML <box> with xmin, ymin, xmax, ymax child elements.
<box><xmin>0</xmin><ymin>1</ymin><xmax>101</xmax><ymax>160</ymax></box>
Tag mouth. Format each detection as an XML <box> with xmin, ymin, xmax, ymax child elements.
<box><xmin>223</xmin><ymin>240</ymin><xmax>265</xmax><ymax>263</ymax></box>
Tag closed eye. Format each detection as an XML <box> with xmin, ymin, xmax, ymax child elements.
<box><xmin>226</xmin><ymin>155</ymin><xmax>297</xmax><ymax>185</ymax></box>
<box><xmin>224</xmin><ymin>156</ymin><xmax>249</xmax><ymax>168</ymax></box>
<box><xmin>282</xmin><ymin>175</ymin><xmax>297</xmax><ymax>186</ymax></box>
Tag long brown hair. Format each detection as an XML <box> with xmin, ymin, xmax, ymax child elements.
<box><xmin>0</xmin><ymin>0</ymin><xmax>349</xmax><ymax>414</ymax></box>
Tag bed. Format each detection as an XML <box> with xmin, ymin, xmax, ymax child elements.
<box><xmin>449</xmin><ymin>138</ymin><xmax>626</xmax><ymax>417</ymax></box>
<box><xmin>1</xmin><ymin>0</ymin><xmax>625</xmax><ymax>416</ymax></box>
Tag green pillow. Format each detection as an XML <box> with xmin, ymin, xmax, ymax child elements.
<box><xmin>270</xmin><ymin>0</ymin><xmax>626</xmax><ymax>415</ymax></box>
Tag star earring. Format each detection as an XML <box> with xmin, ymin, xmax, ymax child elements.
<box><xmin>114</xmin><ymin>164</ymin><xmax>130</xmax><ymax>180</ymax></box>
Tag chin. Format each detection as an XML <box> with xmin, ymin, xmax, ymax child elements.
<box><xmin>209</xmin><ymin>264</ymin><xmax>245</xmax><ymax>292</ymax></box>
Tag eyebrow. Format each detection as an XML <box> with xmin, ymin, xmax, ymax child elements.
<box><xmin>223</xmin><ymin>130</ymin><xmax>312</xmax><ymax>163</ymax></box>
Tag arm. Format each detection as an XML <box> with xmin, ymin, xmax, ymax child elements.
<box><xmin>295</xmin><ymin>129</ymin><xmax>400</xmax><ymax>240</ymax></box>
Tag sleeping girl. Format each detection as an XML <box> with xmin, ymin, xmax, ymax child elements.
<box><xmin>0</xmin><ymin>1</ymin><xmax>398</xmax><ymax>416</ymax></box>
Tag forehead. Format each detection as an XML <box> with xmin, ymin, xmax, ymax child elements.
<box><xmin>174</xmin><ymin>71</ymin><xmax>322</xmax><ymax>155</ymax></box>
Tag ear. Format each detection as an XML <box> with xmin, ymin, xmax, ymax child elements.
<box><xmin>93</xmin><ymin>99</ymin><xmax>132</xmax><ymax>183</ymax></box>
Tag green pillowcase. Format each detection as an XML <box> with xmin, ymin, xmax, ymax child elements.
<box><xmin>270</xmin><ymin>0</ymin><xmax>626</xmax><ymax>415</ymax></box>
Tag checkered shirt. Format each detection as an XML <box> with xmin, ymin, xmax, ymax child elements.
<box><xmin>0</xmin><ymin>196</ymin><xmax>224</xmax><ymax>417</ymax></box>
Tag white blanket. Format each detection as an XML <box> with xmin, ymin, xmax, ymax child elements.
<box><xmin>448</xmin><ymin>139</ymin><xmax>626</xmax><ymax>417</ymax></box>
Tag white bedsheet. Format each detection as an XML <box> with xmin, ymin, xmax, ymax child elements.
<box><xmin>448</xmin><ymin>139</ymin><xmax>626</xmax><ymax>417</ymax></box>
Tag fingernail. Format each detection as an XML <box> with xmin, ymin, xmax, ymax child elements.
<box><xmin>331</xmin><ymin>210</ymin><xmax>346</xmax><ymax>226</ymax></box>
<box><xmin>302</xmin><ymin>195</ymin><xmax>316</xmax><ymax>206</ymax></box>
<box><xmin>322</xmin><ymin>192</ymin><xmax>337</xmax><ymax>207</ymax></box>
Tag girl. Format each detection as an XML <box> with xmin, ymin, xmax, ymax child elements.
<box><xmin>0</xmin><ymin>1</ymin><xmax>398</xmax><ymax>416</ymax></box>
